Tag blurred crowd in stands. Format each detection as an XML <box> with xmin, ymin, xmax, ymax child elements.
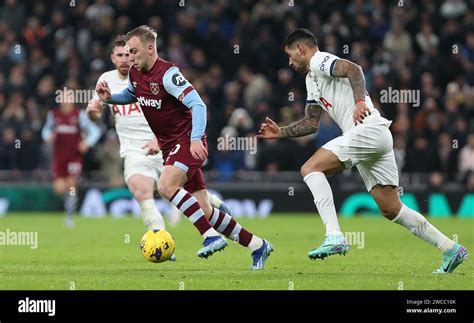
<box><xmin>0</xmin><ymin>0</ymin><xmax>473</xmax><ymax>189</ymax></box>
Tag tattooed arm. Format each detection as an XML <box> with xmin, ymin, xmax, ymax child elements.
<box><xmin>257</xmin><ymin>103</ymin><xmax>322</xmax><ymax>139</ymax></box>
<box><xmin>331</xmin><ymin>59</ymin><xmax>366</xmax><ymax>103</ymax></box>
<box><xmin>280</xmin><ymin>103</ymin><xmax>323</xmax><ymax>138</ymax></box>
<box><xmin>332</xmin><ymin>59</ymin><xmax>371</xmax><ymax>125</ymax></box>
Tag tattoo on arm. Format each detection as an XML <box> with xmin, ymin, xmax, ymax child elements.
<box><xmin>332</xmin><ymin>59</ymin><xmax>366</xmax><ymax>103</ymax></box>
<box><xmin>280</xmin><ymin>103</ymin><xmax>322</xmax><ymax>138</ymax></box>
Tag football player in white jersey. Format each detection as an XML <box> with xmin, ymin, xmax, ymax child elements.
<box><xmin>86</xmin><ymin>37</ymin><xmax>230</xmax><ymax>233</ymax></box>
<box><xmin>257</xmin><ymin>29</ymin><xmax>467</xmax><ymax>273</ymax></box>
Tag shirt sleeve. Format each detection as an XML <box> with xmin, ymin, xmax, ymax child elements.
<box><xmin>309</xmin><ymin>51</ymin><xmax>339</xmax><ymax>78</ymax></box>
<box><xmin>79</xmin><ymin>110</ymin><xmax>102</xmax><ymax>146</ymax></box>
<box><xmin>162</xmin><ymin>66</ymin><xmax>195</xmax><ymax>100</ymax></box>
<box><xmin>163</xmin><ymin>66</ymin><xmax>206</xmax><ymax>141</ymax></box>
<box><xmin>41</xmin><ymin>111</ymin><xmax>54</xmax><ymax>142</ymax></box>
<box><xmin>106</xmin><ymin>76</ymin><xmax>137</xmax><ymax>105</ymax></box>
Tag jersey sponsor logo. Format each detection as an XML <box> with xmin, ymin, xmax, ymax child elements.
<box><xmin>149</xmin><ymin>82</ymin><xmax>160</xmax><ymax>95</ymax></box>
<box><xmin>55</xmin><ymin>124</ymin><xmax>78</xmax><ymax>134</ymax></box>
<box><xmin>111</xmin><ymin>103</ymin><xmax>142</xmax><ymax>116</ymax></box>
<box><xmin>137</xmin><ymin>96</ymin><xmax>162</xmax><ymax>109</ymax></box>
<box><xmin>319</xmin><ymin>55</ymin><xmax>330</xmax><ymax>72</ymax></box>
<box><xmin>172</xmin><ymin>73</ymin><xmax>187</xmax><ymax>86</ymax></box>
<box><xmin>319</xmin><ymin>97</ymin><xmax>333</xmax><ymax>109</ymax></box>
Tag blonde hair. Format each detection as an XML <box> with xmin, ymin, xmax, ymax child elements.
<box><xmin>124</xmin><ymin>25</ymin><xmax>157</xmax><ymax>44</ymax></box>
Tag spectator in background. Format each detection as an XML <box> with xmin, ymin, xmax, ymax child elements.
<box><xmin>228</xmin><ymin>108</ymin><xmax>254</xmax><ymax>137</ymax></box>
<box><xmin>0</xmin><ymin>0</ymin><xmax>25</xmax><ymax>37</ymax></box>
<box><xmin>420</xmin><ymin>72</ymin><xmax>441</xmax><ymax>101</ymax></box>
<box><xmin>275</xmin><ymin>68</ymin><xmax>294</xmax><ymax>104</ymax></box>
<box><xmin>17</xmin><ymin>126</ymin><xmax>40</xmax><ymax>174</ymax></box>
<box><xmin>462</xmin><ymin>31</ymin><xmax>474</xmax><ymax>85</ymax></box>
<box><xmin>459</xmin><ymin>134</ymin><xmax>474</xmax><ymax>177</ymax></box>
<box><xmin>435</xmin><ymin>132</ymin><xmax>458</xmax><ymax>180</ymax></box>
<box><xmin>459</xmin><ymin>134</ymin><xmax>474</xmax><ymax>191</ymax></box>
<box><xmin>226</xmin><ymin>108</ymin><xmax>260</xmax><ymax>171</ymax></box>
<box><xmin>383</xmin><ymin>20</ymin><xmax>413</xmax><ymax>70</ymax></box>
<box><xmin>238</xmin><ymin>65</ymin><xmax>272</xmax><ymax>111</ymax></box>
<box><xmin>393</xmin><ymin>135</ymin><xmax>406</xmax><ymax>173</ymax></box>
<box><xmin>404</xmin><ymin>137</ymin><xmax>437</xmax><ymax>173</ymax></box>
<box><xmin>0</xmin><ymin>0</ymin><xmax>471</xmax><ymax>186</ymax></box>
<box><xmin>416</xmin><ymin>22</ymin><xmax>439</xmax><ymax>54</ymax></box>
<box><xmin>213</xmin><ymin>126</ymin><xmax>246</xmax><ymax>182</ymax></box>
<box><xmin>168</xmin><ymin>33</ymin><xmax>188</xmax><ymax>69</ymax></box>
<box><xmin>2</xmin><ymin>93</ymin><xmax>27</xmax><ymax>132</ymax></box>
<box><xmin>0</xmin><ymin>127</ymin><xmax>19</xmax><ymax>172</ymax></box>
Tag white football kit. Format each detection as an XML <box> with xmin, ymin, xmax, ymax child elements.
<box><xmin>94</xmin><ymin>70</ymin><xmax>164</xmax><ymax>182</ymax></box>
<box><xmin>306</xmin><ymin>51</ymin><xmax>399</xmax><ymax>191</ymax></box>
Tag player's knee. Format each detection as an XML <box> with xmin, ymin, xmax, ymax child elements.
<box><xmin>53</xmin><ymin>181</ymin><xmax>66</xmax><ymax>195</ymax></box>
<box><xmin>380</xmin><ymin>205</ymin><xmax>400</xmax><ymax>220</ymax></box>
<box><xmin>300</xmin><ymin>161</ymin><xmax>321</xmax><ymax>178</ymax></box>
<box><xmin>132</xmin><ymin>187</ymin><xmax>153</xmax><ymax>203</ymax></box>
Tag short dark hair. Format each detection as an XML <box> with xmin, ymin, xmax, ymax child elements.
<box><xmin>111</xmin><ymin>35</ymin><xmax>126</xmax><ymax>52</ymax></box>
<box><xmin>282</xmin><ymin>28</ymin><xmax>318</xmax><ymax>49</ymax></box>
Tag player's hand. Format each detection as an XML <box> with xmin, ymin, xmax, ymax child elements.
<box><xmin>353</xmin><ymin>101</ymin><xmax>371</xmax><ymax>126</ymax></box>
<box><xmin>256</xmin><ymin>117</ymin><xmax>282</xmax><ymax>139</ymax></box>
<box><xmin>190</xmin><ymin>139</ymin><xmax>208</xmax><ymax>160</ymax></box>
<box><xmin>86</xmin><ymin>98</ymin><xmax>104</xmax><ymax>121</ymax></box>
<box><xmin>78</xmin><ymin>141</ymin><xmax>89</xmax><ymax>154</ymax></box>
<box><xmin>142</xmin><ymin>138</ymin><xmax>160</xmax><ymax>155</ymax></box>
<box><xmin>95</xmin><ymin>80</ymin><xmax>111</xmax><ymax>102</ymax></box>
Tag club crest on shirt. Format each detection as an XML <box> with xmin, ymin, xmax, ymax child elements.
<box><xmin>149</xmin><ymin>82</ymin><xmax>160</xmax><ymax>95</ymax></box>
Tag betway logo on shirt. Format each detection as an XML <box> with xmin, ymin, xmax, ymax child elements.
<box><xmin>137</xmin><ymin>96</ymin><xmax>162</xmax><ymax>109</ymax></box>
<box><xmin>55</xmin><ymin>124</ymin><xmax>78</xmax><ymax>134</ymax></box>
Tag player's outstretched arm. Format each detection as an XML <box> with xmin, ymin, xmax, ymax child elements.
<box><xmin>331</xmin><ymin>59</ymin><xmax>371</xmax><ymax>125</ymax></box>
<box><xmin>96</xmin><ymin>80</ymin><xmax>137</xmax><ymax>105</ymax></box>
<box><xmin>280</xmin><ymin>103</ymin><xmax>322</xmax><ymax>137</ymax></box>
<box><xmin>258</xmin><ymin>103</ymin><xmax>322</xmax><ymax>139</ymax></box>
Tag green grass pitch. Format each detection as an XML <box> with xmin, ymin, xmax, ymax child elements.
<box><xmin>0</xmin><ymin>213</ymin><xmax>472</xmax><ymax>290</ymax></box>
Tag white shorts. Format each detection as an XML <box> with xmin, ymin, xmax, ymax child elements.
<box><xmin>123</xmin><ymin>152</ymin><xmax>165</xmax><ymax>183</ymax></box>
<box><xmin>323</xmin><ymin>123</ymin><xmax>399</xmax><ymax>191</ymax></box>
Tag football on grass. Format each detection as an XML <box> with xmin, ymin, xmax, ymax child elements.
<box><xmin>140</xmin><ymin>229</ymin><xmax>175</xmax><ymax>263</ymax></box>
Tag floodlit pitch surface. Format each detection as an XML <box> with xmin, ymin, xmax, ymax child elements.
<box><xmin>0</xmin><ymin>213</ymin><xmax>472</xmax><ymax>290</ymax></box>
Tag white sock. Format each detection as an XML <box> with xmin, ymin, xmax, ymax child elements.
<box><xmin>303</xmin><ymin>171</ymin><xmax>342</xmax><ymax>235</ymax></box>
<box><xmin>167</xmin><ymin>204</ymin><xmax>182</xmax><ymax>227</ymax></box>
<box><xmin>247</xmin><ymin>236</ymin><xmax>264</xmax><ymax>252</ymax></box>
<box><xmin>64</xmin><ymin>192</ymin><xmax>78</xmax><ymax>216</ymax></box>
<box><xmin>202</xmin><ymin>227</ymin><xmax>220</xmax><ymax>238</ymax></box>
<box><xmin>139</xmin><ymin>199</ymin><xmax>165</xmax><ymax>230</ymax></box>
<box><xmin>392</xmin><ymin>204</ymin><xmax>455</xmax><ymax>253</ymax></box>
<box><xmin>207</xmin><ymin>193</ymin><xmax>222</xmax><ymax>208</ymax></box>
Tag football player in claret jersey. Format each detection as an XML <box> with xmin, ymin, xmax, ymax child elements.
<box><xmin>42</xmin><ymin>92</ymin><xmax>101</xmax><ymax>227</ymax></box>
<box><xmin>87</xmin><ymin>36</ymin><xmax>233</xmax><ymax>240</ymax></box>
<box><xmin>96</xmin><ymin>26</ymin><xmax>273</xmax><ymax>269</ymax></box>
<box><xmin>258</xmin><ymin>29</ymin><xmax>467</xmax><ymax>273</ymax></box>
